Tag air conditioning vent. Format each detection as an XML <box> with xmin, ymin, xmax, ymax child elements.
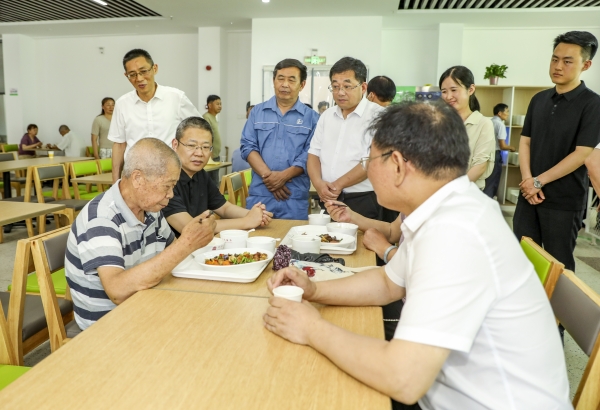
<box><xmin>398</xmin><ymin>0</ymin><xmax>600</xmax><ymax>10</ymax></box>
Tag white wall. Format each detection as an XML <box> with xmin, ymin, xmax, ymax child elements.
<box><xmin>462</xmin><ymin>27</ymin><xmax>600</xmax><ymax>91</ymax></box>
<box><xmin>250</xmin><ymin>16</ymin><xmax>383</xmax><ymax>104</ymax></box>
<box><xmin>5</xmin><ymin>33</ymin><xmax>198</xmax><ymax>147</ymax></box>
<box><xmin>222</xmin><ymin>30</ymin><xmax>252</xmax><ymax>155</ymax></box>
<box><xmin>381</xmin><ymin>28</ymin><xmax>439</xmax><ymax>86</ymax></box>
<box><xmin>198</xmin><ymin>27</ymin><xmax>221</xmax><ymax>116</ymax></box>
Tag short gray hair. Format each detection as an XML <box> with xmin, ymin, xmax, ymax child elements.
<box><xmin>175</xmin><ymin>116</ymin><xmax>213</xmax><ymax>141</ymax></box>
<box><xmin>122</xmin><ymin>138</ymin><xmax>181</xmax><ymax>179</ymax></box>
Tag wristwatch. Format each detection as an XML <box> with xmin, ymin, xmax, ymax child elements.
<box><xmin>533</xmin><ymin>177</ymin><xmax>544</xmax><ymax>189</ymax></box>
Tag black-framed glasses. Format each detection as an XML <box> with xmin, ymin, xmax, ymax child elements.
<box><xmin>328</xmin><ymin>82</ymin><xmax>362</xmax><ymax>94</ymax></box>
<box><xmin>178</xmin><ymin>141</ymin><xmax>213</xmax><ymax>153</ymax></box>
<box><xmin>125</xmin><ymin>67</ymin><xmax>154</xmax><ymax>81</ymax></box>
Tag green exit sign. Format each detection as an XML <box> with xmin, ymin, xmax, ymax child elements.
<box><xmin>304</xmin><ymin>56</ymin><xmax>326</xmax><ymax>65</ymax></box>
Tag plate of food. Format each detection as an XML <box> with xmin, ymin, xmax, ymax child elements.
<box><xmin>314</xmin><ymin>232</ymin><xmax>355</xmax><ymax>248</ymax></box>
<box><xmin>193</xmin><ymin>247</ymin><xmax>274</xmax><ymax>273</ymax></box>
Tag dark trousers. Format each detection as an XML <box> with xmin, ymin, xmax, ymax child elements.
<box><xmin>483</xmin><ymin>150</ymin><xmax>503</xmax><ymax>198</ymax></box>
<box><xmin>319</xmin><ymin>191</ymin><xmax>398</xmax><ymax>223</ymax></box>
<box><xmin>513</xmin><ymin>196</ymin><xmax>584</xmax><ymax>271</ymax></box>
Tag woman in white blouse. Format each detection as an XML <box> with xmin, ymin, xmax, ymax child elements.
<box><xmin>440</xmin><ymin>66</ymin><xmax>495</xmax><ymax>190</ymax></box>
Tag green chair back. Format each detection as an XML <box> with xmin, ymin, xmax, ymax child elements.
<box><xmin>243</xmin><ymin>169</ymin><xmax>252</xmax><ymax>186</ymax></box>
<box><xmin>98</xmin><ymin>158</ymin><xmax>112</xmax><ymax>173</ymax></box>
<box><xmin>0</xmin><ymin>365</ymin><xmax>30</xmax><ymax>390</ymax></box>
<box><xmin>86</xmin><ymin>146</ymin><xmax>94</xmax><ymax>156</ymax></box>
<box><xmin>8</xmin><ymin>268</ymin><xmax>67</xmax><ymax>296</ymax></box>
<box><xmin>72</xmin><ymin>160</ymin><xmax>99</xmax><ymax>176</ymax></box>
<box><xmin>520</xmin><ymin>240</ymin><xmax>552</xmax><ymax>284</ymax></box>
<box><xmin>2</xmin><ymin>144</ymin><xmax>18</xmax><ymax>153</ymax></box>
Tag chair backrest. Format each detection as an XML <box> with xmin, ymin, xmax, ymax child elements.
<box><xmin>549</xmin><ymin>269</ymin><xmax>600</xmax><ymax>409</ymax></box>
<box><xmin>86</xmin><ymin>146</ymin><xmax>94</xmax><ymax>157</ymax></box>
<box><xmin>520</xmin><ymin>236</ymin><xmax>563</xmax><ymax>298</ymax></box>
<box><xmin>31</xmin><ymin>230</ymin><xmax>71</xmax><ymax>352</ymax></box>
<box><xmin>6</xmin><ymin>226</ymin><xmax>71</xmax><ymax>365</ymax></box>
<box><xmin>33</xmin><ymin>164</ymin><xmax>71</xmax><ymax>202</ymax></box>
<box><xmin>1</xmin><ymin>144</ymin><xmax>18</xmax><ymax>153</ymax></box>
<box><xmin>53</xmin><ymin>151</ymin><xmax>65</xmax><ymax>157</ymax></box>
<box><xmin>220</xmin><ymin>172</ymin><xmax>246</xmax><ymax>208</ymax></box>
<box><xmin>97</xmin><ymin>158</ymin><xmax>112</xmax><ymax>173</ymax></box>
<box><xmin>0</xmin><ymin>152</ymin><xmax>16</xmax><ymax>162</ymax></box>
<box><xmin>71</xmin><ymin>160</ymin><xmax>99</xmax><ymax>177</ymax></box>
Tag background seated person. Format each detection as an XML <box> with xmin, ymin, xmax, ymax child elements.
<box><xmin>18</xmin><ymin>124</ymin><xmax>43</xmax><ymax>157</ymax></box>
<box><xmin>264</xmin><ymin>101</ymin><xmax>570</xmax><ymax>409</ymax></box>
<box><xmin>164</xmin><ymin>117</ymin><xmax>272</xmax><ymax>235</ymax></box>
<box><xmin>47</xmin><ymin>125</ymin><xmax>82</xmax><ymax>157</ymax></box>
<box><xmin>65</xmin><ymin>138</ymin><xmax>216</xmax><ymax>331</ymax></box>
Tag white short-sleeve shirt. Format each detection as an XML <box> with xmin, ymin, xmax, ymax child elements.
<box><xmin>308</xmin><ymin>98</ymin><xmax>384</xmax><ymax>193</ymax></box>
<box><xmin>385</xmin><ymin>176</ymin><xmax>571</xmax><ymax>410</ymax></box>
<box><xmin>56</xmin><ymin>131</ymin><xmax>81</xmax><ymax>157</ymax></box>
<box><xmin>108</xmin><ymin>84</ymin><xmax>200</xmax><ymax>156</ymax></box>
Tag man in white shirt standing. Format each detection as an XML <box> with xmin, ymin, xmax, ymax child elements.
<box><xmin>483</xmin><ymin>103</ymin><xmax>515</xmax><ymax>198</ymax></box>
<box><xmin>49</xmin><ymin>125</ymin><xmax>81</xmax><ymax>157</ymax></box>
<box><xmin>108</xmin><ymin>48</ymin><xmax>201</xmax><ymax>183</ymax></box>
<box><xmin>307</xmin><ymin>57</ymin><xmax>385</xmax><ymax>220</ymax></box>
<box><xmin>265</xmin><ymin>101</ymin><xmax>571</xmax><ymax>409</ymax></box>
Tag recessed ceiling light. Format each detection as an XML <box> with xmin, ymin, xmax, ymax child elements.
<box><xmin>91</xmin><ymin>0</ymin><xmax>108</xmax><ymax>5</ymax></box>
<box><xmin>262</xmin><ymin>0</ymin><xmax>270</xmax><ymax>3</ymax></box>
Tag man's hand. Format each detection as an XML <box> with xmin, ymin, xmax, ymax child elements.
<box><xmin>258</xmin><ymin>203</ymin><xmax>273</xmax><ymax>226</ymax></box>
<box><xmin>267</xmin><ymin>266</ymin><xmax>318</xmax><ymax>300</ymax></box>
<box><xmin>363</xmin><ymin>228</ymin><xmax>393</xmax><ymax>258</ymax></box>
<box><xmin>263</xmin><ymin>298</ymin><xmax>322</xmax><ymax>345</ymax></box>
<box><xmin>526</xmin><ymin>191</ymin><xmax>545</xmax><ymax>205</ymax></box>
<box><xmin>245</xmin><ymin>203</ymin><xmax>273</xmax><ymax>228</ymax></box>
<box><xmin>263</xmin><ymin>170</ymin><xmax>289</xmax><ymax>191</ymax></box>
<box><xmin>325</xmin><ymin>201</ymin><xmax>353</xmax><ymax>222</ymax></box>
<box><xmin>315</xmin><ymin>180</ymin><xmax>339</xmax><ymax>202</ymax></box>
<box><xmin>178</xmin><ymin>211</ymin><xmax>216</xmax><ymax>252</ymax></box>
<box><xmin>272</xmin><ymin>186</ymin><xmax>291</xmax><ymax>201</ymax></box>
<box><xmin>519</xmin><ymin>177</ymin><xmax>544</xmax><ymax>201</ymax></box>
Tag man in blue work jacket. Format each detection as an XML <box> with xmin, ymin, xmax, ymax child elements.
<box><xmin>240</xmin><ymin>59</ymin><xmax>320</xmax><ymax>219</ymax></box>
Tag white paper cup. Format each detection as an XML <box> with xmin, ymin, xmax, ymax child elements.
<box><xmin>308</xmin><ymin>214</ymin><xmax>331</xmax><ymax>226</ymax></box>
<box><xmin>273</xmin><ymin>285</ymin><xmax>304</xmax><ymax>302</ymax></box>
<box><xmin>48</xmin><ymin>151</ymin><xmax>54</xmax><ymax>159</ymax></box>
<box><xmin>292</xmin><ymin>236</ymin><xmax>321</xmax><ymax>254</ymax></box>
<box><xmin>220</xmin><ymin>230</ymin><xmax>249</xmax><ymax>249</ymax></box>
<box><xmin>246</xmin><ymin>236</ymin><xmax>277</xmax><ymax>253</ymax></box>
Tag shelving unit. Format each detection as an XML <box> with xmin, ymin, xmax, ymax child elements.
<box><xmin>475</xmin><ymin>85</ymin><xmax>551</xmax><ymax>205</ymax></box>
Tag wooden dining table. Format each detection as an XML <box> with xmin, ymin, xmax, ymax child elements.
<box><xmin>0</xmin><ymin>156</ymin><xmax>89</xmax><ymax>199</ymax></box>
<box><xmin>155</xmin><ymin>219</ymin><xmax>377</xmax><ymax>298</ymax></box>
<box><xmin>0</xmin><ymin>289</ymin><xmax>388</xmax><ymax>409</ymax></box>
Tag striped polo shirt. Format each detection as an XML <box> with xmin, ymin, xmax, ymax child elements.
<box><xmin>65</xmin><ymin>180</ymin><xmax>175</xmax><ymax>330</ymax></box>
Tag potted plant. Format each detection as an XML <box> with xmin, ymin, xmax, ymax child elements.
<box><xmin>484</xmin><ymin>64</ymin><xmax>508</xmax><ymax>85</ymax></box>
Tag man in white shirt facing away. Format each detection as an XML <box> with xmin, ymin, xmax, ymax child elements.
<box><xmin>49</xmin><ymin>125</ymin><xmax>81</xmax><ymax>157</ymax></box>
<box><xmin>307</xmin><ymin>57</ymin><xmax>386</xmax><ymax>220</ymax></box>
<box><xmin>265</xmin><ymin>101</ymin><xmax>571</xmax><ymax>410</ymax></box>
<box><xmin>108</xmin><ymin>48</ymin><xmax>201</xmax><ymax>183</ymax></box>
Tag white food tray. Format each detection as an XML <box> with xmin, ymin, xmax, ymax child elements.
<box><xmin>171</xmin><ymin>255</ymin><xmax>268</xmax><ymax>283</ymax></box>
<box><xmin>280</xmin><ymin>225</ymin><xmax>357</xmax><ymax>255</ymax></box>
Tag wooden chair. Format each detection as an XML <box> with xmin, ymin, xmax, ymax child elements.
<box><xmin>5</xmin><ymin>227</ymin><xmax>74</xmax><ymax>364</ymax></box>
<box><xmin>69</xmin><ymin>161</ymin><xmax>101</xmax><ymax>200</ymax></box>
<box><xmin>32</xmin><ymin>164</ymin><xmax>89</xmax><ymax>230</ymax></box>
<box><xmin>97</xmin><ymin>158</ymin><xmax>112</xmax><ymax>174</ymax></box>
<box><xmin>1</xmin><ymin>145</ymin><xmax>25</xmax><ymax>178</ymax></box>
<box><xmin>219</xmin><ymin>172</ymin><xmax>246</xmax><ymax>208</ymax></box>
<box><xmin>0</xmin><ymin>152</ymin><xmax>24</xmax><ymax>197</ymax></box>
<box><xmin>0</xmin><ymin>302</ymin><xmax>30</xmax><ymax>391</ymax></box>
<box><xmin>31</xmin><ymin>229</ymin><xmax>82</xmax><ymax>353</ymax></box>
<box><xmin>548</xmin><ymin>269</ymin><xmax>600</xmax><ymax>409</ymax></box>
<box><xmin>520</xmin><ymin>236</ymin><xmax>564</xmax><ymax>298</ymax></box>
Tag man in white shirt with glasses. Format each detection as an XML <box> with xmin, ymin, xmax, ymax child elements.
<box><xmin>307</xmin><ymin>57</ymin><xmax>385</xmax><ymax>220</ymax></box>
<box><xmin>108</xmin><ymin>48</ymin><xmax>200</xmax><ymax>183</ymax></box>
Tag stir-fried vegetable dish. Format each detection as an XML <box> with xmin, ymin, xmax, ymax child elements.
<box><xmin>204</xmin><ymin>252</ymin><xmax>268</xmax><ymax>266</ymax></box>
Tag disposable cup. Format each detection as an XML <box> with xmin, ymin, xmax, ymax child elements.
<box><xmin>48</xmin><ymin>151</ymin><xmax>54</xmax><ymax>159</ymax></box>
<box><xmin>273</xmin><ymin>285</ymin><xmax>304</xmax><ymax>302</ymax></box>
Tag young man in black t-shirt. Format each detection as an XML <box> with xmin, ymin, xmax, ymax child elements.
<box><xmin>514</xmin><ymin>31</ymin><xmax>600</xmax><ymax>271</ymax></box>
<box><xmin>163</xmin><ymin>117</ymin><xmax>273</xmax><ymax>236</ymax></box>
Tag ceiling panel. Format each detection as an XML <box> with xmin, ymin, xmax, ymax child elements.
<box><xmin>0</xmin><ymin>0</ymin><xmax>161</xmax><ymax>22</ymax></box>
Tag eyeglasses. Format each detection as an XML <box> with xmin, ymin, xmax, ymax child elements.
<box><xmin>360</xmin><ymin>151</ymin><xmax>405</xmax><ymax>171</ymax></box>
<box><xmin>125</xmin><ymin>67</ymin><xmax>154</xmax><ymax>81</ymax></box>
<box><xmin>178</xmin><ymin>141</ymin><xmax>213</xmax><ymax>153</ymax></box>
<box><xmin>328</xmin><ymin>83</ymin><xmax>363</xmax><ymax>94</ymax></box>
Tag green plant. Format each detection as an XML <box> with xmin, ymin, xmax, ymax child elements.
<box><xmin>484</xmin><ymin>64</ymin><xmax>508</xmax><ymax>79</ymax></box>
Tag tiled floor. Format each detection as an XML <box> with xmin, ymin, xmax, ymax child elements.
<box><xmin>1</xmin><ymin>204</ymin><xmax>598</xmax><ymax>397</ymax></box>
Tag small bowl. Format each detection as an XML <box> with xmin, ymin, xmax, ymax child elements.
<box><xmin>220</xmin><ymin>230</ymin><xmax>249</xmax><ymax>249</ymax></box>
<box><xmin>246</xmin><ymin>236</ymin><xmax>277</xmax><ymax>253</ymax></box>
<box><xmin>292</xmin><ymin>236</ymin><xmax>321</xmax><ymax>254</ymax></box>
<box><xmin>326</xmin><ymin>222</ymin><xmax>358</xmax><ymax>237</ymax></box>
<box><xmin>308</xmin><ymin>214</ymin><xmax>331</xmax><ymax>226</ymax></box>
<box><xmin>193</xmin><ymin>237</ymin><xmax>226</xmax><ymax>257</ymax></box>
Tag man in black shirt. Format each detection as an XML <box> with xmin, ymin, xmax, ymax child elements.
<box><xmin>515</xmin><ymin>31</ymin><xmax>600</xmax><ymax>271</ymax></box>
<box><xmin>163</xmin><ymin>117</ymin><xmax>273</xmax><ymax>235</ymax></box>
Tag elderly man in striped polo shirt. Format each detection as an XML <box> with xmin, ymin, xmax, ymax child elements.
<box><xmin>65</xmin><ymin>138</ymin><xmax>216</xmax><ymax>331</ymax></box>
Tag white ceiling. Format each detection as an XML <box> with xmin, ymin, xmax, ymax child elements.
<box><xmin>0</xmin><ymin>0</ymin><xmax>598</xmax><ymax>38</ymax></box>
